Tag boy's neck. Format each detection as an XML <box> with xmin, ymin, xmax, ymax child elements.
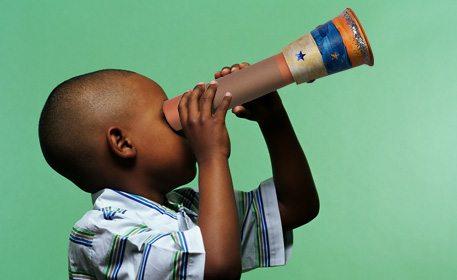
<box><xmin>117</xmin><ymin>176</ymin><xmax>169</xmax><ymax>206</ymax></box>
<box><xmin>132</xmin><ymin>188</ymin><xmax>167</xmax><ymax>205</ymax></box>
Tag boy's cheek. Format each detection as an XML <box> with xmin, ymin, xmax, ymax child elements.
<box><xmin>161</xmin><ymin>143</ymin><xmax>197</xmax><ymax>185</ymax></box>
<box><xmin>174</xmin><ymin>137</ymin><xmax>195</xmax><ymax>164</ymax></box>
<box><xmin>160</xmin><ymin>133</ymin><xmax>195</xmax><ymax>165</ymax></box>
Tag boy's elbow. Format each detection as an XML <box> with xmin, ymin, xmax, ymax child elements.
<box><xmin>305</xmin><ymin>201</ymin><xmax>319</xmax><ymax>222</ymax></box>
<box><xmin>304</xmin><ymin>193</ymin><xmax>320</xmax><ymax>221</ymax></box>
<box><xmin>279</xmin><ymin>183</ymin><xmax>320</xmax><ymax>230</ymax></box>
<box><xmin>294</xmin><ymin>195</ymin><xmax>320</xmax><ymax>226</ymax></box>
<box><xmin>205</xmin><ymin>269</ymin><xmax>241</xmax><ymax>280</ymax></box>
<box><xmin>305</xmin><ymin>188</ymin><xmax>320</xmax><ymax>220</ymax></box>
<box><xmin>204</xmin><ymin>258</ymin><xmax>241</xmax><ymax>280</ymax></box>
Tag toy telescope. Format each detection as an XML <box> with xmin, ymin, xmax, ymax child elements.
<box><xmin>163</xmin><ymin>8</ymin><xmax>374</xmax><ymax>130</ymax></box>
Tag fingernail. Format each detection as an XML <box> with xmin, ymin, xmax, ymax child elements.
<box><xmin>197</xmin><ymin>82</ymin><xmax>205</xmax><ymax>86</ymax></box>
<box><xmin>210</xmin><ymin>80</ymin><xmax>217</xmax><ymax>85</ymax></box>
<box><xmin>225</xmin><ymin>92</ymin><xmax>232</xmax><ymax>97</ymax></box>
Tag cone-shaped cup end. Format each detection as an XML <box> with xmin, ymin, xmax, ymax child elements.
<box><xmin>336</xmin><ymin>8</ymin><xmax>374</xmax><ymax>67</ymax></box>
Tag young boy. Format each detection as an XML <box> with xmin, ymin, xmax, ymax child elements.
<box><xmin>39</xmin><ymin>62</ymin><xmax>319</xmax><ymax>280</ymax></box>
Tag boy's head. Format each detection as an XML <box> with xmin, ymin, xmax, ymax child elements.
<box><xmin>39</xmin><ymin>69</ymin><xmax>196</xmax><ymax>194</ymax></box>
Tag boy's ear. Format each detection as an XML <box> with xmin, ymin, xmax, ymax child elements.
<box><xmin>106</xmin><ymin>127</ymin><xmax>137</xmax><ymax>159</ymax></box>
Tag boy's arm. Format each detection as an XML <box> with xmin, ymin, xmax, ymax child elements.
<box><xmin>215</xmin><ymin>63</ymin><xmax>319</xmax><ymax>232</ymax></box>
<box><xmin>178</xmin><ymin>82</ymin><xmax>241</xmax><ymax>280</ymax></box>
<box><xmin>257</xmin><ymin>96</ymin><xmax>319</xmax><ymax>231</ymax></box>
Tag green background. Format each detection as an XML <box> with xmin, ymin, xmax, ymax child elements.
<box><xmin>1</xmin><ymin>0</ymin><xmax>456</xmax><ymax>279</ymax></box>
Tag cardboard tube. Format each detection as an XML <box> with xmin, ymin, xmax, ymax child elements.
<box><xmin>163</xmin><ymin>8</ymin><xmax>373</xmax><ymax>131</ymax></box>
<box><xmin>163</xmin><ymin>54</ymin><xmax>294</xmax><ymax>131</ymax></box>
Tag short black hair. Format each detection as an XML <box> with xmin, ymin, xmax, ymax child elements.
<box><xmin>39</xmin><ymin>69</ymin><xmax>135</xmax><ymax>191</ymax></box>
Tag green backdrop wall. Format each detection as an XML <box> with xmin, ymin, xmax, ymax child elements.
<box><xmin>1</xmin><ymin>0</ymin><xmax>456</xmax><ymax>279</ymax></box>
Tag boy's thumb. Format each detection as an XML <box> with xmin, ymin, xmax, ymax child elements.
<box><xmin>215</xmin><ymin>92</ymin><xmax>232</xmax><ymax>119</ymax></box>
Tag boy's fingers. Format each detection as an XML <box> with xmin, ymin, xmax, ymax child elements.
<box><xmin>189</xmin><ymin>83</ymin><xmax>204</xmax><ymax>120</ymax></box>
<box><xmin>220</xmin><ymin>67</ymin><xmax>231</xmax><ymax>77</ymax></box>
<box><xmin>201</xmin><ymin>81</ymin><xmax>217</xmax><ymax>117</ymax></box>
<box><xmin>240</xmin><ymin>62</ymin><xmax>250</xmax><ymax>68</ymax></box>
<box><xmin>232</xmin><ymin>105</ymin><xmax>245</xmax><ymax>114</ymax></box>
<box><xmin>220</xmin><ymin>63</ymin><xmax>249</xmax><ymax>76</ymax></box>
<box><xmin>178</xmin><ymin>90</ymin><xmax>192</xmax><ymax>125</ymax></box>
<box><xmin>230</xmin><ymin>63</ymin><xmax>240</xmax><ymax>72</ymax></box>
<box><xmin>215</xmin><ymin>92</ymin><xmax>232</xmax><ymax>119</ymax></box>
<box><xmin>218</xmin><ymin>62</ymin><xmax>248</xmax><ymax>77</ymax></box>
<box><xmin>232</xmin><ymin>106</ymin><xmax>252</xmax><ymax>119</ymax></box>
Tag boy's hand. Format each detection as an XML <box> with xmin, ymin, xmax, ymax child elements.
<box><xmin>180</xmin><ymin>84</ymin><xmax>241</xmax><ymax>278</ymax></box>
<box><xmin>214</xmin><ymin>62</ymin><xmax>286</xmax><ymax>124</ymax></box>
<box><xmin>178</xmin><ymin>81</ymin><xmax>232</xmax><ymax>163</ymax></box>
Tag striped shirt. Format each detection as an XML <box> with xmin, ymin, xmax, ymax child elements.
<box><xmin>68</xmin><ymin>177</ymin><xmax>293</xmax><ymax>280</ymax></box>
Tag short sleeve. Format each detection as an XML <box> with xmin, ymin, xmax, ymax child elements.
<box><xmin>127</xmin><ymin>226</ymin><xmax>206</xmax><ymax>280</ymax></box>
<box><xmin>234</xmin><ymin>177</ymin><xmax>293</xmax><ymax>272</ymax></box>
<box><xmin>85</xmin><ymin>223</ymin><xmax>206</xmax><ymax>280</ymax></box>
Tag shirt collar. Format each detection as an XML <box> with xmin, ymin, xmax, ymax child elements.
<box><xmin>91</xmin><ymin>188</ymin><xmax>179</xmax><ymax>220</ymax></box>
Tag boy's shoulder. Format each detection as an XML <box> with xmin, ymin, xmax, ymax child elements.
<box><xmin>70</xmin><ymin>206</ymin><xmax>133</xmax><ymax>236</ymax></box>
<box><xmin>69</xmin><ymin>186</ymin><xmax>200</xmax><ymax>240</ymax></box>
<box><xmin>68</xmin><ymin>206</ymin><xmax>139</xmax><ymax>254</ymax></box>
<box><xmin>68</xmin><ymin>187</ymin><xmax>204</xmax><ymax>279</ymax></box>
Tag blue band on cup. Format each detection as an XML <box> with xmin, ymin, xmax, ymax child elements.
<box><xmin>311</xmin><ymin>21</ymin><xmax>352</xmax><ymax>75</ymax></box>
